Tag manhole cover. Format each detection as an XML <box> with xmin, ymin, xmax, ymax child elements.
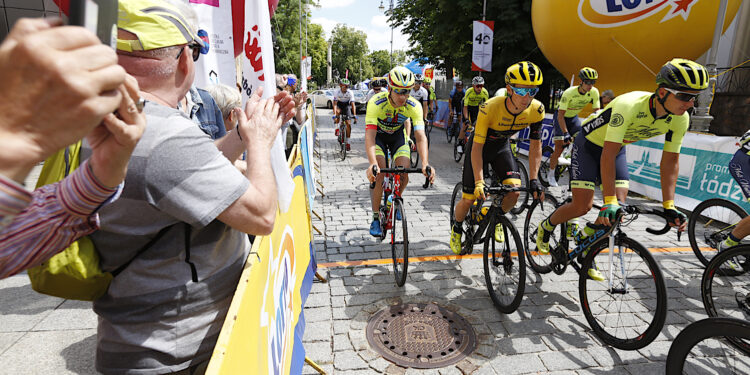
<box><xmin>365</xmin><ymin>301</ymin><xmax>477</xmax><ymax>369</ymax></box>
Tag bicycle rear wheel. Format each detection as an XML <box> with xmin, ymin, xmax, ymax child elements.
<box><xmin>539</xmin><ymin>145</ymin><xmax>553</xmax><ymax>187</ymax></box>
<box><xmin>689</xmin><ymin>198</ymin><xmax>748</xmax><ymax>266</ymax></box>
<box><xmin>483</xmin><ymin>214</ymin><xmax>526</xmax><ymax>313</ymax></box>
<box><xmin>579</xmin><ymin>236</ymin><xmax>667</xmax><ymax>350</ymax></box>
<box><xmin>523</xmin><ymin>194</ymin><xmax>559</xmax><ymax>274</ymax></box>
<box><xmin>510</xmin><ymin>160</ymin><xmax>529</xmax><ymax>215</ymax></box>
<box><xmin>701</xmin><ymin>244</ymin><xmax>750</xmax><ymax>353</ymax></box>
<box><xmin>666</xmin><ymin>317</ymin><xmax>750</xmax><ymax>375</ymax></box>
<box><xmin>391</xmin><ymin>198</ymin><xmax>409</xmax><ymax>286</ymax></box>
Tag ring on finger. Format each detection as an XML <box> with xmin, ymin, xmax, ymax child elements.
<box><xmin>136</xmin><ymin>98</ymin><xmax>146</xmax><ymax>112</ymax></box>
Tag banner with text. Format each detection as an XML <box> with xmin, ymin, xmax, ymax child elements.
<box><xmin>472</xmin><ymin>21</ymin><xmax>494</xmax><ymax>72</ymax></box>
<box><xmin>188</xmin><ymin>0</ymin><xmax>236</xmax><ymax>88</ymax></box>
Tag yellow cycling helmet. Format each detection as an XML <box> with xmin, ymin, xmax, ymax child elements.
<box><xmin>505</xmin><ymin>61</ymin><xmax>543</xmax><ymax>86</ymax></box>
<box><xmin>656</xmin><ymin>58</ymin><xmax>708</xmax><ymax>91</ymax></box>
<box><xmin>388</xmin><ymin>66</ymin><xmax>416</xmax><ymax>90</ymax></box>
<box><xmin>579</xmin><ymin>67</ymin><xmax>598</xmax><ymax>81</ymax></box>
<box><xmin>423</xmin><ymin>77</ymin><xmax>432</xmax><ymax>84</ymax></box>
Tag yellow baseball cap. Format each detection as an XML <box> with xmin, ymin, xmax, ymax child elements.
<box><xmin>116</xmin><ymin>0</ymin><xmax>203</xmax><ymax>52</ymax></box>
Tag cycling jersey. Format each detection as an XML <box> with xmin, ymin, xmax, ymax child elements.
<box><xmin>557</xmin><ymin>86</ymin><xmax>600</xmax><ymax>117</ymax></box>
<box><xmin>427</xmin><ymin>87</ymin><xmax>436</xmax><ymax>101</ymax></box>
<box><xmin>334</xmin><ymin>89</ymin><xmax>353</xmax><ymax>103</ymax></box>
<box><xmin>410</xmin><ymin>87</ymin><xmax>428</xmax><ymax>103</ymax></box>
<box><xmin>451</xmin><ymin>90</ymin><xmax>465</xmax><ymax>111</ymax></box>
<box><xmin>582</xmin><ymin>91</ymin><xmax>688</xmax><ymax>153</ymax></box>
<box><xmin>474</xmin><ymin>95</ymin><xmax>545</xmax><ymax>145</ymax></box>
<box><xmin>463</xmin><ymin>87</ymin><xmax>489</xmax><ymax>107</ymax></box>
<box><xmin>365</xmin><ymin>91</ymin><xmax>425</xmax><ymax>135</ymax></box>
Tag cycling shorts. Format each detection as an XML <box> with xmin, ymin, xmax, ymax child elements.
<box><xmin>467</xmin><ymin>106</ymin><xmax>480</xmax><ymax>125</ymax></box>
<box><xmin>569</xmin><ymin>131</ymin><xmax>630</xmax><ymax>190</ymax></box>
<box><xmin>336</xmin><ymin>101</ymin><xmax>352</xmax><ymax>117</ymax></box>
<box><xmin>729</xmin><ymin>150</ymin><xmax>750</xmax><ymax>200</ymax></box>
<box><xmin>461</xmin><ymin>136</ymin><xmax>521</xmax><ymax>199</ymax></box>
<box><xmin>552</xmin><ymin>115</ymin><xmax>582</xmax><ymax>141</ymax></box>
<box><xmin>375</xmin><ymin>131</ymin><xmax>410</xmax><ymax>160</ymax></box>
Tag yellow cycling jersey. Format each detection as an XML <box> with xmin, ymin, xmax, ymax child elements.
<box><xmin>558</xmin><ymin>86</ymin><xmax>600</xmax><ymax>117</ymax></box>
<box><xmin>474</xmin><ymin>95</ymin><xmax>545</xmax><ymax>145</ymax></box>
<box><xmin>582</xmin><ymin>91</ymin><xmax>688</xmax><ymax>153</ymax></box>
<box><xmin>463</xmin><ymin>87</ymin><xmax>490</xmax><ymax>107</ymax></box>
<box><xmin>365</xmin><ymin>91</ymin><xmax>425</xmax><ymax>134</ymax></box>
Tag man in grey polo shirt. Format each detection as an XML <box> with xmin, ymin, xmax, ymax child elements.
<box><xmin>81</xmin><ymin>1</ymin><xmax>296</xmax><ymax>374</ymax></box>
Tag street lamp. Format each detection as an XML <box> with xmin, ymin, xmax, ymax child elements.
<box><xmin>378</xmin><ymin>0</ymin><xmax>394</xmax><ymax>70</ymax></box>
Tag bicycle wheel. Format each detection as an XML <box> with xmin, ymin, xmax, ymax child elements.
<box><xmin>483</xmin><ymin>213</ymin><xmax>526</xmax><ymax>313</ymax></box>
<box><xmin>539</xmin><ymin>145</ymin><xmax>553</xmax><ymax>187</ymax></box>
<box><xmin>701</xmin><ymin>244</ymin><xmax>750</xmax><ymax>353</ymax></box>
<box><xmin>339</xmin><ymin>123</ymin><xmax>347</xmax><ymax>161</ymax></box>
<box><xmin>450</xmin><ymin>182</ymin><xmax>463</xmax><ymax>227</ymax></box>
<box><xmin>446</xmin><ymin>120</ymin><xmax>453</xmax><ymax>142</ymax></box>
<box><xmin>689</xmin><ymin>198</ymin><xmax>748</xmax><ymax>267</ymax></box>
<box><xmin>410</xmin><ymin>137</ymin><xmax>419</xmax><ymax>168</ymax></box>
<box><xmin>510</xmin><ymin>160</ymin><xmax>529</xmax><ymax>215</ymax></box>
<box><xmin>579</xmin><ymin>236</ymin><xmax>667</xmax><ymax>350</ymax></box>
<box><xmin>453</xmin><ymin>140</ymin><xmax>462</xmax><ymax>163</ymax></box>
<box><xmin>666</xmin><ymin>317</ymin><xmax>750</xmax><ymax>375</ymax></box>
<box><xmin>523</xmin><ymin>194</ymin><xmax>559</xmax><ymax>274</ymax></box>
<box><xmin>391</xmin><ymin>198</ymin><xmax>409</xmax><ymax>286</ymax></box>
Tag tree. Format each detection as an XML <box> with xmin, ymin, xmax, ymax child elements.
<box><xmin>270</xmin><ymin>0</ymin><xmax>321</xmax><ymax>79</ymax></box>
<box><xmin>306</xmin><ymin>23</ymin><xmax>328</xmax><ymax>86</ymax></box>
<box><xmin>329</xmin><ymin>24</ymin><xmax>372</xmax><ymax>84</ymax></box>
<box><xmin>391</xmin><ymin>0</ymin><xmax>567</xmax><ymax>109</ymax></box>
<box><xmin>369</xmin><ymin>50</ymin><xmax>391</xmax><ymax>77</ymax></box>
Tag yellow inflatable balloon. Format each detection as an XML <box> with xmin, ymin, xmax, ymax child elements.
<box><xmin>532</xmin><ymin>0</ymin><xmax>742</xmax><ymax>96</ymax></box>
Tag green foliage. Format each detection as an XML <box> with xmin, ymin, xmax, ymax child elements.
<box><xmin>271</xmin><ymin>0</ymin><xmax>325</xmax><ymax>82</ymax></box>
<box><xmin>390</xmin><ymin>0</ymin><xmax>567</xmax><ymax>109</ymax></box>
<box><xmin>330</xmin><ymin>24</ymin><xmax>374</xmax><ymax>84</ymax></box>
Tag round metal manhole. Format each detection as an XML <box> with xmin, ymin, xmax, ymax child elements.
<box><xmin>365</xmin><ymin>301</ymin><xmax>477</xmax><ymax>369</ymax></box>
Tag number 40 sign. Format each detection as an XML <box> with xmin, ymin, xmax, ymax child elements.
<box><xmin>472</xmin><ymin>20</ymin><xmax>494</xmax><ymax>72</ymax></box>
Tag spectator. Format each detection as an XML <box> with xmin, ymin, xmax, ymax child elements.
<box><xmin>601</xmin><ymin>89</ymin><xmax>615</xmax><ymax>108</ymax></box>
<box><xmin>276</xmin><ymin>73</ymin><xmax>308</xmax><ymax>156</ymax></box>
<box><xmin>205</xmin><ymin>83</ymin><xmax>242</xmax><ymax>133</ymax></box>
<box><xmin>88</xmin><ymin>1</ymin><xmax>295</xmax><ymax>373</ymax></box>
<box><xmin>0</xmin><ymin>19</ymin><xmax>145</xmax><ymax>278</ymax></box>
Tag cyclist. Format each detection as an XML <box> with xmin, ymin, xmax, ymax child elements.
<box><xmin>450</xmin><ymin>62</ymin><xmax>546</xmax><ymax>254</ymax></box>
<box><xmin>547</xmin><ymin>67</ymin><xmax>601</xmax><ymax>187</ymax></box>
<box><xmin>333</xmin><ymin>78</ymin><xmax>357</xmax><ymax>151</ymax></box>
<box><xmin>449</xmin><ymin>80</ymin><xmax>466</xmax><ymax>138</ymax></box>
<box><xmin>717</xmin><ymin>130</ymin><xmax>750</xmax><ymax>268</ymax></box>
<box><xmin>535</xmin><ymin>58</ymin><xmax>708</xmax><ymax>280</ymax></box>
<box><xmin>366</xmin><ymin>77</ymin><xmax>387</xmax><ymax>102</ymax></box>
<box><xmin>458</xmin><ymin>76</ymin><xmax>489</xmax><ymax>153</ymax></box>
<box><xmin>601</xmin><ymin>89</ymin><xmax>615</xmax><ymax>108</ymax></box>
<box><xmin>366</xmin><ymin>67</ymin><xmax>436</xmax><ymax>236</ymax></box>
<box><xmin>423</xmin><ymin>76</ymin><xmax>437</xmax><ymax>115</ymax></box>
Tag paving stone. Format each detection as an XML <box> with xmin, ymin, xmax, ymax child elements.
<box><xmin>502</xmin><ymin>319</ymin><xmax>558</xmax><ymax>335</ymax></box>
<box><xmin>332</xmin><ymin>334</ymin><xmax>353</xmax><ymax>351</ymax></box>
<box><xmin>496</xmin><ymin>335</ymin><xmax>549</xmax><ymax>355</ymax></box>
<box><xmin>304</xmin><ymin>306</ymin><xmax>332</xmax><ymax>323</ymax></box>
<box><xmin>539</xmin><ymin>349</ymin><xmax>599</xmax><ymax>371</ymax></box>
<box><xmin>489</xmin><ymin>353</ymin><xmax>546</xmax><ymax>374</ymax></box>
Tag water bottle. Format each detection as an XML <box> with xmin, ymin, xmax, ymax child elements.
<box><xmin>479</xmin><ymin>206</ymin><xmax>489</xmax><ymax>222</ymax></box>
<box><xmin>566</xmin><ymin>219</ymin><xmax>580</xmax><ymax>240</ymax></box>
<box><xmin>574</xmin><ymin>223</ymin><xmax>597</xmax><ymax>243</ymax></box>
<box><xmin>386</xmin><ymin>194</ymin><xmax>393</xmax><ymax>213</ymax></box>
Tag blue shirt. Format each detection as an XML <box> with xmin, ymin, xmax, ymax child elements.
<box><xmin>185</xmin><ymin>86</ymin><xmax>226</xmax><ymax>140</ymax></box>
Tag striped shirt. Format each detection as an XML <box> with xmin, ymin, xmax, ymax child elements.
<box><xmin>0</xmin><ymin>160</ymin><xmax>119</xmax><ymax>279</ymax></box>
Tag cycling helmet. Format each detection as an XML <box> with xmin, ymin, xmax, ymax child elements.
<box><xmin>377</xmin><ymin>77</ymin><xmax>388</xmax><ymax>87</ymax></box>
<box><xmin>472</xmin><ymin>76</ymin><xmax>485</xmax><ymax>85</ymax></box>
<box><xmin>414</xmin><ymin>73</ymin><xmax>424</xmax><ymax>82</ymax></box>
<box><xmin>655</xmin><ymin>58</ymin><xmax>708</xmax><ymax>91</ymax></box>
<box><xmin>579</xmin><ymin>67</ymin><xmax>598</xmax><ymax>81</ymax></box>
<box><xmin>423</xmin><ymin>77</ymin><xmax>432</xmax><ymax>84</ymax></box>
<box><xmin>370</xmin><ymin>78</ymin><xmax>381</xmax><ymax>88</ymax></box>
<box><xmin>455</xmin><ymin>80</ymin><xmax>464</xmax><ymax>87</ymax></box>
<box><xmin>505</xmin><ymin>61</ymin><xmax>543</xmax><ymax>86</ymax></box>
<box><xmin>388</xmin><ymin>66</ymin><xmax>416</xmax><ymax>89</ymax></box>
<box><xmin>340</xmin><ymin>78</ymin><xmax>350</xmax><ymax>86</ymax></box>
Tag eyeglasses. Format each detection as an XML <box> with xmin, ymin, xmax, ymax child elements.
<box><xmin>582</xmin><ymin>79</ymin><xmax>596</xmax><ymax>85</ymax></box>
<box><xmin>392</xmin><ymin>88</ymin><xmax>410</xmax><ymax>95</ymax></box>
<box><xmin>663</xmin><ymin>87</ymin><xmax>699</xmax><ymax>102</ymax></box>
<box><xmin>474</xmin><ymin>85</ymin><xmax>484</xmax><ymax>88</ymax></box>
<box><xmin>175</xmin><ymin>42</ymin><xmax>202</xmax><ymax>62</ymax></box>
<box><xmin>510</xmin><ymin>86</ymin><xmax>539</xmax><ymax>97</ymax></box>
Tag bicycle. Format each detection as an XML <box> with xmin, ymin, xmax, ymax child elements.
<box><xmin>522</xmin><ymin>201</ymin><xmax>670</xmax><ymax>350</ymax></box>
<box><xmin>666</xmin><ymin>317</ymin><xmax>750</xmax><ymax>374</ymax></box>
<box><xmin>409</xmin><ymin>132</ymin><xmax>419</xmax><ymax>168</ymax></box>
<box><xmin>508</xmin><ymin>138</ymin><xmax>530</xmax><ymax>215</ymax></box>
<box><xmin>369</xmin><ymin>158</ymin><xmax>432</xmax><ymax>287</ymax></box>
<box><xmin>446</xmin><ymin>112</ymin><xmax>460</xmax><ymax>143</ymax></box>
<box><xmin>425</xmin><ymin>111</ymin><xmax>434</xmax><ymax>146</ymax></box>
<box><xmin>688</xmin><ymin>198</ymin><xmax>748</xmax><ymax>266</ymax></box>
<box><xmin>335</xmin><ymin>113</ymin><xmax>352</xmax><ymax>161</ymax></box>
<box><xmin>539</xmin><ymin>141</ymin><xmax>572</xmax><ymax>187</ymax></box>
<box><xmin>701</xmin><ymin>244</ymin><xmax>750</xmax><ymax>344</ymax></box>
<box><xmin>453</xmin><ymin>121</ymin><xmax>473</xmax><ymax>163</ymax></box>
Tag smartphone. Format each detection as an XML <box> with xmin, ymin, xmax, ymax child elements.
<box><xmin>68</xmin><ymin>0</ymin><xmax>118</xmax><ymax>48</ymax></box>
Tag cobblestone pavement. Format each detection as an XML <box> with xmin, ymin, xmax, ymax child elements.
<box><xmin>304</xmin><ymin>109</ymin><xmax>717</xmax><ymax>375</ymax></box>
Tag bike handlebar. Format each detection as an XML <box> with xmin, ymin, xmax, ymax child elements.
<box><xmin>369</xmin><ymin>165</ymin><xmax>432</xmax><ymax>189</ymax></box>
<box><xmin>618</xmin><ymin>204</ymin><xmax>677</xmax><ymax>239</ymax></box>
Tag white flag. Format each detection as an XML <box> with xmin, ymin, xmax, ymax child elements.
<box><xmin>472</xmin><ymin>21</ymin><xmax>494</xmax><ymax>72</ymax></box>
<box><xmin>240</xmin><ymin>0</ymin><xmax>294</xmax><ymax>212</ymax></box>
<box><xmin>188</xmin><ymin>0</ymin><xmax>236</xmax><ymax>88</ymax></box>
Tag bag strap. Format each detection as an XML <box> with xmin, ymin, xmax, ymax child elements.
<box><xmin>111</xmin><ymin>225</ymin><xmax>173</xmax><ymax>277</ymax></box>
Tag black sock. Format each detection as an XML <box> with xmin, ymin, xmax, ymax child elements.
<box><xmin>452</xmin><ymin>221</ymin><xmax>463</xmax><ymax>234</ymax></box>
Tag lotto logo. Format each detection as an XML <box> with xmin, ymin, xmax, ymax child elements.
<box><xmin>578</xmin><ymin>0</ymin><xmax>699</xmax><ymax>28</ymax></box>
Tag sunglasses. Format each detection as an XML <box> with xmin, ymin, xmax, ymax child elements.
<box><xmin>510</xmin><ymin>86</ymin><xmax>539</xmax><ymax>97</ymax></box>
<box><xmin>583</xmin><ymin>79</ymin><xmax>596</xmax><ymax>85</ymax></box>
<box><xmin>175</xmin><ymin>42</ymin><xmax>202</xmax><ymax>62</ymax></box>
<box><xmin>392</xmin><ymin>88</ymin><xmax>410</xmax><ymax>95</ymax></box>
<box><xmin>663</xmin><ymin>87</ymin><xmax>699</xmax><ymax>102</ymax></box>
<box><xmin>474</xmin><ymin>85</ymin><xmax>484</xmax><ymax>88</ymax></box>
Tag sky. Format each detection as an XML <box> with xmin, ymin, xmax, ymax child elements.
<box><xmin>310</xmin><ymin>0</ymin><xmax>410</xmax><ymax>53</ymax></box>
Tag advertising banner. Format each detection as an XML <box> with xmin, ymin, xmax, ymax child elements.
<box><xmin>188</xmin><ymin>0</ymin><xmax>236</xmax><ymax>88</ymax></box>
<box><xmin>471</xmin><ymin>20</ymin><xmax>494</xmax><ymax>72</ymax></box>
<box><xmin>207</xmin><ymin>150</ymin><xmax>315</xmax><ymax>375</ymax></box>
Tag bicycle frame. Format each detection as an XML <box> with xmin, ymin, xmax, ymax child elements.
<box><xmin>468</xmin><ymin>186</ymin><xmax>527</xmax><ymax>244</ymax></box>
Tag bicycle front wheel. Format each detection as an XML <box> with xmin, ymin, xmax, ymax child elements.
<box><xmin>339</xmin><ymin>124</ymin><xmax>347</xmax><ymax>161</ymax></box>
<box><xmin>579</xmin><ymin>236</ymin><xmax>667</xmax><ymax>350</ymax></box>
<box><xmin>453</xmin><ymin>141</ymin><xmax>462</xmax><ymax>163</ymax></box>
<box><xmin>391</xmin><ymin>198</ymin><xmax>409</xmax><ymax>286</ymax></box>
<box><xmin>688</xmin><ymin>198</ymin><xmax>748</xmax><ymax>266</ymax></box>
<box><xmin>410</xmin><ymin>145</ymin><xmax>419</xmax><ymax>168</ymax></box>
<box><xmin>450</xmin><ymin>182</ymin><xmax>463</xmax><ymax>227</ymax></box>
<box><xmin>523</xmin><ymin>194</ymin><xmax>559</xmax><ymax>274</ymax></box>
<box><xmin>446</xmin><ymin>121</ymin><xmax>453</xmax><ymax>142</ymax></box>
<box><xmin>701</xmin><ymin>244</ymin><xmax>750</xmax><ymax>353</ymax></box>
<box><xmin>510</xmin><ymin>161</ymin><xmax>529</xmax><ymax>215</ymax></box>
<box><xmin>483</xmin><ymin>214</ymin><xmax>526</xmax><ymax>313</ymax></box>
<box><xmin>666</xmin><ymin>317</ymin><xmax>750</xmax><ymax>375</ymax></box>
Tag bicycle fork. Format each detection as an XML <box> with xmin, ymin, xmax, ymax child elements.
<box><xmin>607</xmin><ymin>232</ymin><xmax>628</xmax><ymax>294</ymax></box>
